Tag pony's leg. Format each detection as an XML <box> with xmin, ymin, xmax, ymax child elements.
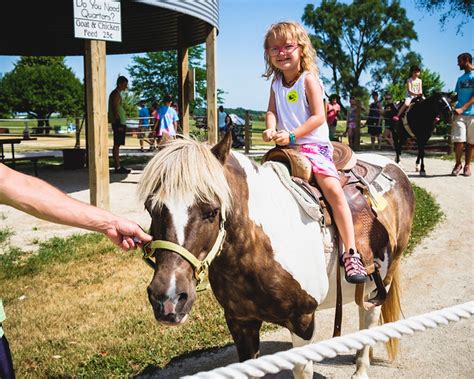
<box><xmin>352</xmin><ymin>304</ymin><xmax>382</xmax><ymax>379</ymax></box>
<box><xmin>225</xmin><ymin>315</ymin><xmax>262</xmax><ymax>361</ymax></box>
<box><xmin>419</xmin><ymin>145</ymin><xmax>426</xmax><ymax>176</ymax></box>
<box><xmin>291</xmin><ymin>324</ymin><xmax>318</xmax><ymax>379</ymax></box>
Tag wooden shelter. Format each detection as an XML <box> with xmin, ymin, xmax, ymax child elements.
<box><xmin>0</xmin><ymin>0</ymin><xmax>219</xmax><ymax>209</ymax></box>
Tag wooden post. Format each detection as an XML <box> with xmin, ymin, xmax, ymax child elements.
<box><xmin>84</xmin><ymin>40</ymin><xmax>109</xmax><ymax>209</ymax></box>
<box><xmin>206</xmin><ymin>26</ymin><xmax>217</xmax><ymax>145</ymax></box>
<box><xmin>244</xmin><ymin>111</ymin><xmax>251</xmax><ymax>154</ymax></box>
<box><xmin>178</xmin><ymin>17</ymin><xmax>190</xmax><ymax>136</ymax></box>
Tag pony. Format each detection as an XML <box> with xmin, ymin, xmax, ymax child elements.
<box><xmin>137</xmin><ymin>133</ymin><xmax>415</xmax><ymax>379</ymax></box>
<box><xmin>390</xmin><ymin>92</ymin><xmax>454</xmax><ymax>176</ymax></box>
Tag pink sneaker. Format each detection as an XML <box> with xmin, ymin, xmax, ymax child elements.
<box><xmin>451</xmin><ymin>164</ymin><xmax>462</xmax><ymax>176</ymax></box>
<box><xmin>392</xmin><ymin>115</ymin><xmax>400</xmax><ymax>122</ymax></box>
<box><xmin>463</xmin><ymin>165</ymin><xmax>471</xmax><ymax>177</ymax></box>
<box><xmin>341</xmin><ymin>249</ymin><xmax>367</xmax><ymax>284</ymax></box>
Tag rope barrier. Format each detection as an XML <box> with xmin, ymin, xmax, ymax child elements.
<box><xmin>183</xmin><ymin>301</ymin><xmax>473</xmax><ymax>379</ymax></box>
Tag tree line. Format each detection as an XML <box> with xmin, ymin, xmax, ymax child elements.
<box><xmin>0</xmin><ymin>0</ymin><xmax>468</xmax><ymax>131</ymax></box>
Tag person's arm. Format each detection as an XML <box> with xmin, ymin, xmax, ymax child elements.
<box><xmin>274</xmin><ymin>74</ymin><xmax>326</xmax><ymax>145</ymax></box>
<box><xmin>0</xmin><ymin>164</ymin><xmax>151</xmax><ymax>250</ymax></box>
<box><xmin>263</xmin><ymin>86</ymin><xmax>278</xmax><ymax>142</ymax></box>
<box><xmin>455</xmin><ymin>95</ymin><xmax>474</xmax><ymax>115</ymax></box>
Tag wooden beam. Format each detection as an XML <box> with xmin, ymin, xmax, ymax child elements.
<box><xmin>85</xmin><ymin>40</ymin><xmax>110</xmax><ymax>209</ymax></box>
<box><xmin>177</xmin><ymin>46</ymin><xmax>190</xmax><ymax>136</ymax></box>
<box><xmin>178</xmin><ymin>16</ymin><xmax>190</xmax><ymax>136</ymax></box>
<box><xmin>206</xmin><ymin>27</ymin><xmax>217</xmax><ymax>145</ymax></box>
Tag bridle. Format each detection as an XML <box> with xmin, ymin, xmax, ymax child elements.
<box><xmin>141</xmin><ymin>207</ymin><xmax>226</xmax><ymax>292</ymax></box>
<box><xmin>439</xmin><ymin>95</ymin><xmax>454</xmax><ymax>120</ymax></box>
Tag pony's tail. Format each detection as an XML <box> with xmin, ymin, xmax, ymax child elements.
<box><xmin>380</xmin><ymin>259</ymin><xmax>401</xmax><ymax>362</ymax></box>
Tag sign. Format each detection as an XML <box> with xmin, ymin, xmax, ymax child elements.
<box><xmin>73</xmin><ymin>0</ymin><xmax>121</xmax><ymax>42</ymax></box>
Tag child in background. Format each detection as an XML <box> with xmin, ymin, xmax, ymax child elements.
<box><xmin>155</xmin><ymin>94</ymin><xmax>179</xmax><ymax>142</ymax></box>
<box><xmin>261</xmin><ymin>21</ymin><xmax>367</xmax><ymax>284</ymax></box>
<box><xmin>393</xmin><ymin>65</ymin><xmax>423</xmax><ymax>122</ymax></box>
<box><xmin>149</xmin><ymin>101</ymin><xmax>159</xmax><ymax>150</ymax></box>
<box><xmin>344</xmin><ymin>96</ymin><xmax>358</xmax><ymax>149</ymax></box>
<box><xmin>326</xmin><ymin>94</ymin><xmax>341</xmax><ymax>141</ymax></box>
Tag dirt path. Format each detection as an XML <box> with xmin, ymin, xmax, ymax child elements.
<box><xmin>139</xmin><ymin>154</ymin><xmax>473</xmax><ymax>379</ymax></box>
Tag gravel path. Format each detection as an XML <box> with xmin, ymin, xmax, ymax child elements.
<box><xmin>1</xmin><ymin>153</ymin><xmax>472</xmax><ymax>378</ymax></box>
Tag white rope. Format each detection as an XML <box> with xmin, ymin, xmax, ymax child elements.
<box><xmin>182</xmin><ymin>301</ymin><xmax>473</xmax><ymax>379</ymax></box>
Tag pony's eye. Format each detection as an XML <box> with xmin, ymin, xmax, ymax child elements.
<box><xmin>203</xmin><ymin>208</ymin><xmax>219</xmax><ymax>221</ymax></box>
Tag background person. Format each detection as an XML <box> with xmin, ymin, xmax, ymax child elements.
<box><xmin>366</xmin><ymin>91</ymin><xmax>383</xmax><ymax>149</ymax></box>
<box><xmin>393</xmin><ymin>65</ymin><xmax>423</xmax><ymax>122</ymax></box>
<box><xmin>382</xmin><ymin>92</ymin><xmax>395</xmax><ymax>148</ymax></box>
<box><xmin>344</xmin><ymin>96</ymin><xmax>359</xmax><ymax>149</ymax></box>
<box><xmin>0</xmin><ymin>163</ymin><xmax>152</xmax><ymax>379</ymax></box>
<box><xmin>326</xmin><ymin>94</ymin><xmax>341</xmax><ymax>141</ymax></box>
<box><xmin>137</xmin><ymin>100</ymin><xmax>151</xmax><ymax>152</ymax></box>
<box><xmin>451</xmin><ymin>52</ymin><xmax>474</xmax><ymax>177</ymax></box>
<box><xmin>218</xmin><ymin>105</ymin><xmax>227</xmax><ymax>140</ymax></box>
<box><xmin>156</xmin><ymin>95</ymin><xmax>179</xmax><ymax>141</ymax></box>
<box><xmin>108</xmin><ymin>76</ymin><xmax>131</xmax><ymax>174</ymax></box>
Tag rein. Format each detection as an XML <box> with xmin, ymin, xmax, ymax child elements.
<box><xmin>141</xmin><ymin>209</ymin><xmax>226</xmax><ymax>292</ymax></box>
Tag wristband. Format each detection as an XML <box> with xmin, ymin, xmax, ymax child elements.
<box><xmin>289</xmin><ymin>131</ymin><xmax>296</xmax><ymax>145</ymax></box>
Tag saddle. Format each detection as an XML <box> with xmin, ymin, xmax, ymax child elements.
<box><xmin>263</xmin><ymin>142</ymin><xmax>391</xmax><ymax>310</ymax></box>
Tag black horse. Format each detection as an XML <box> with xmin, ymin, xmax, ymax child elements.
<box><xmin>389</xmin><ymin>93</ymin><xmax>454</xmax><ymax>176</ymax></box>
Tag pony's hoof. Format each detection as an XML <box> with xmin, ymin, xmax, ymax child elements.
<box><xmin>420</xmin><ymin>171</ymin><xmax>426</xmax><ymax>177</ymax></box>
<box><xmin>351</xmin><ymin>372</ymin><xmax>369</xmax><ymax>379</ymax></box>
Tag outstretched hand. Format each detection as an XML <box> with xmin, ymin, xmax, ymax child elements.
<box><xmin>104</xmin><ymin>218</ymin><xmax>152</xmax><ymax>251</ymax></box>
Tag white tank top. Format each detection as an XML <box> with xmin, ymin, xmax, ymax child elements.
<box><xmin>272</xmin><ymin>71</ymin><xmax>330</xmax><ymax>145</ymax></box>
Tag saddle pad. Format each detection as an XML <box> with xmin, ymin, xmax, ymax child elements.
<box><xmin>263</xmin><ymin>161</ymin><xmax>322</xmax><ymax>221</ymax></box>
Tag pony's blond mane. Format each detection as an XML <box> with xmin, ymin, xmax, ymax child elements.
<box><xmin>137</xmin><ymin>138</ymin><xmax>231</xmax><ymax>215</ymax></box>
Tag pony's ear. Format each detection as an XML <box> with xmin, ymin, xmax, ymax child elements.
<box><xmin>448</xmin><ymin>91</ymin><xmax>458</xmax><ymax>103</ymax></box>
<box><xmin>211</xmin><ymin>128</ymin><xmax>232</xmax><ymax>164</ymax></box>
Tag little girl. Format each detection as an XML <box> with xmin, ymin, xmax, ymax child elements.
<box><xmin>262</xmin><ymin>21</ymin><xmax>367</xmax><ymax>284</ymax></box>
<box><xmin>393</xmin><ymin>65</ymin><xmax>423</xmax><ymax>122</ymax></box>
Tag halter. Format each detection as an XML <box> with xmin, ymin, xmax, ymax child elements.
<box><xmin>439</xmin><ymin>95</ymin><xmax>454</xmax><ymax>119</ymax></box>
<box><xmin>141</xmin><ymin>208</ymin><xmax>226</xmax><ymax>292</ymax></box>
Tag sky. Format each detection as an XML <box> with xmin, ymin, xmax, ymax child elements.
<box><xmin>0</xmin><ymin>0</ymin><xmax>472</xmax><ymax>111</ymax></box>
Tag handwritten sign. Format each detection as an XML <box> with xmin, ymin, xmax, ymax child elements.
<box><xmin>73</xmin><ymin>0</ymin><xmax>121</xmax><ymax>42</ymax></box>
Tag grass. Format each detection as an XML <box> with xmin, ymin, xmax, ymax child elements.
<box><xmin>405</xmin><ymin>184</ymin><xmax>444</xmax><ymax>255</ymax></box>
<box><xmin>0</xmin><ymin>177</ymin><xmax>443</xmax><ymax>377</ymax></box>
<box><xmin>0</xmin><ymin>227</ymin><xmax>14</xmax><ymax>245</ymax></box>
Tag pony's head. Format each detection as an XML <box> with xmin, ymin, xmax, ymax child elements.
<box><xmin>434</xmin><ymin>92</ymin><xmax>455</xmax><ymax>123</ymax></box>
<box><xmin>137</xmin><ymin>135</ymin><xmax>233</xmax><ymax>325</ymax></box>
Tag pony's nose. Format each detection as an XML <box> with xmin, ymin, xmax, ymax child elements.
<box><xmin>147</xmin><ymin>286</ymin><xmax>189</xmax><ymax>318</ymax></box>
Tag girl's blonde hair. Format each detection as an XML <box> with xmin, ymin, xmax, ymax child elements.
<box><xmin>263</xmin><ymin>21</ymin><xmax>319</xmax><ymax>79</ymax></box>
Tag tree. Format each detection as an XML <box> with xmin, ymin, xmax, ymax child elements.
<box><xmin>0</xmin><ymin>57</ymin><xmax>83</xmax><ymax>133</ymax></box>
<box><xmin>415</xmin><ymin>0</ymin><xmax>473</xmax><ymax>34</ymax></box>
<box><xmin>302</xmin><ymin>0</ymin><xmax>417</xmax><ymax>99</ymax></box>
<box><xmin>127</xmin><ymin>45</ymin><xmax>224</xmax><ymax>113</ymax></box>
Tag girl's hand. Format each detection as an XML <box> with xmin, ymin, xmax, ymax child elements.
<box><xmin>262</xmin><ymin>128</ymin><xmax>277</xmax><ymax>142</ymax></box>
<box><xmin>274</xmin><ymin>130</ymin><xmax>290</xmax><ymax>146</ymax></box>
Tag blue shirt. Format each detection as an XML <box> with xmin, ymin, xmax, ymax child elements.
<box><xmin>158</xmin><ymin>106</ymin><xmax>179</xmax><ymax>136</ymax></box>
<box><xmin>455</xmin><ymin>70</ymin><xmax>474</xmax><ymax>116</ymax></box>
<box><xmin>139</xmin><ymin>106</ymin><xmax>150</xmax><ymax>127</ymax></box>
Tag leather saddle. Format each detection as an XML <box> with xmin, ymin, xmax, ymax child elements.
<box><xmin>263</xmin><ymin>142</ymin><xmax>390</xmax><ymax>302</ymax></box>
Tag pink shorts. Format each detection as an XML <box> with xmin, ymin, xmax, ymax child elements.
<box><xmin>299</xmin><ymin>143</ymin><xmax>339</xmax><ymax>179</ymax></box>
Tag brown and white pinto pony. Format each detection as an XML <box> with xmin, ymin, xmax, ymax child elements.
<box><xmin>137</xmin><ymin>133</ymin><xmax>414</xmax><ymax>379</ymax></box>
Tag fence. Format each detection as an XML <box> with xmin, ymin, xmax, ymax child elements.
<box><xmin>183</xmin><ymin>301</ymin><xmax>473</xmax><ymax>379</ymax></box>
